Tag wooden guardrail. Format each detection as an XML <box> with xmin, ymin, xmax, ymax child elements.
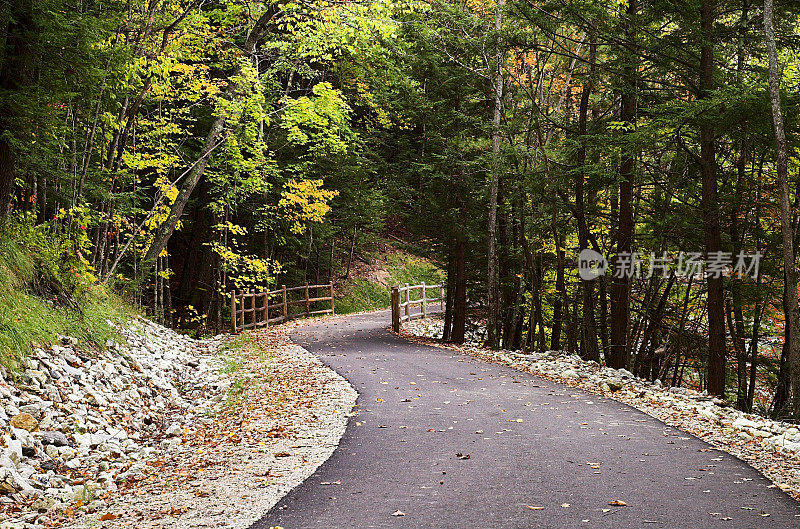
<box><xmin>391</xmin><ymin>282</ymin><xmax>445</xmax><ymax>332</ymax></box>
<box><xmin>230</xmin><ymin>282</ymin><xmax>334</xmax><ymax>333</ymax></box>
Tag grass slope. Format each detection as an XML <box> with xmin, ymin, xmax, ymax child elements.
<box><xmin>335</xmin><ymin>250</ymin><xmax>444</xmax><ymax>314</ymax></box>
<box><xmin>0</xmin><ymin>237</ymin><xmax>135</xmax><ymax>372</ymax></box>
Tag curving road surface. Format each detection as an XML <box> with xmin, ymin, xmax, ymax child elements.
<box><xmin>252</xmin><ymin>310</ymin><xmax>799</xmax><ymax>528</ymax></box>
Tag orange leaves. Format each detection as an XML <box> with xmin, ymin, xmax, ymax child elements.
<box><xmin>265</xmin><ymin>426</ymin><xmax>288</xmax><ymax>439</ymax></box>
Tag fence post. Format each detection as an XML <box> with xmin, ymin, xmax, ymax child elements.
<box><xmin>391</xmin><ymin>286</ymin><xmax>400</xmax><ymax>332</ymax></box>
<box><xmin>230</xmin><ymin>291</ymin><xmax>237</xmax><ymax>333</ymax></box>
<box><xmin>249</xmin><ymin>289</ymin><xmax>254</xmax><ymax>328</ymax></box>
<box><xmin>282</xmin><ymin>285</ymin><xmax>288</xmax><ymax>321</ymax></box>
<box><xmin>239</xmin><ymin>292</ymin><xmax>245</xmax><ymax>330</ymax></box>
<box><xmin>330</xmin><ymin>281</ymin><xmax>335</xmax><ymax>315</ymax></box>
<box><xmin>262</xmin><ymin>284</ymin><xmax>269</xmax><ymax>327</ymax></box>
<box><xmin>304</xmin><ymin>283</ymin><xmax>310</xmax><ymax>317</ymax></box>
<box><xmin>404</xmin><ymin>283</ymin><xmax>410</xmax><ymax>321</ymax></box>
<box><xmin>421</xmin><ymin>282</ymin><xmax>427</xmax><ymax>319</ymax></box>
<box><xmin>440</xmin><ymin>284</ymin><xmax>445</xmax><ymax>310</ymax></box>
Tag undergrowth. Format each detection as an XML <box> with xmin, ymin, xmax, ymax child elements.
<box><xmin>335</xmin><ymin>251</ymin><xmax>444</xmax><ymax>314</ymax></box>
<box><xmin>0</xmin><ymin>216</ymin><xmax>137</xmax><ymax>372</ymax></box>
<box><xmin>217</xmin><ymin>332</ymin><xmax>275</xmax><ymax>407</ymax></box>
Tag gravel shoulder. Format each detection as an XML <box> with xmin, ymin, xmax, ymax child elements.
<box><xmin>0</xmin><ymin>318</ymin><xmax>356</xmax><ymax>529</ymax></box>
<box><xmin>402</xmin><ymin>317</ymin><xmax>800</xmax><ymax>500</ymax></box>
<box><xmin>63</xmin><ymin>325</ymin><xmax>356</xmax><ymax>529</ymax></box>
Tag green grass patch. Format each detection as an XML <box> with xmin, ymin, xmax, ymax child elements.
<box><xmin>335</xmin><ymin>250</ymin><xmax>444</xmax><ymax>314</ymax></box>
<box><xmin>0</xmin><ymin>229</ymin><xmax>137</xmax><ymax>373</ymax></box>
<box><xmin>335</xmin><ymin>279</ymin><xmax>389</xmax><ymax>314</ymax></box>
<box><xmin>216</xmin><ymin>331</ymin><xmax>271</xmax><ymax>407</ymax></box>
<box><xmin>220</xmin><ymin>357</ymin><xmax>244</xmax><ymax>374</ymax></box>
<box><xmin>218</xmin><ymin>334</ymin><xmax>251</xmax><ymax>374</ymax></box>
<box><xmin>218</xmin><ymin>332</ymin><xmax>254</xmax><ymax>357</ymax></box>
<box><xmin>0</xmin><ymin>274</ymin><xmax>135</xmax><ymax>372</ymax></box>
<box><xmin>225</xmin><ymin>378</ymin><xmax>249</xmax><ymax>406</ymax></box>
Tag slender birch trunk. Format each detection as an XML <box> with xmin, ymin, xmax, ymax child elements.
<box><xmin>764</xmin><ymin>0</ymin><xmax>800</xmax><ymax>418</ymax></box>
<box><xmin>486</xmin><ymin>0</ymin><xmax>503</xmax><ymax>349</ymax></box>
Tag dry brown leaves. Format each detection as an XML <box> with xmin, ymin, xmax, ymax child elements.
<box><xmin>42</xmin><ymin>323</ymin><xmax>335</xmax><ymax>528</ymax></box>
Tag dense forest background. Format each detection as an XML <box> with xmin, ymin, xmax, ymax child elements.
<box><xmin>3</xmin><ymin>0</ymin><xmax>800</xmax><ymax>420</ymax></box>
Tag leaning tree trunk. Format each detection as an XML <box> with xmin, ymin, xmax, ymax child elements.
<box><xmin>443</xmin><ymin>246</ymin><xmax>455</xmax><ymax>343</ymax></box>
<box><xmin>765</xmin><ymin>0</ymin><xmax>800</xmax><ymax>418</ymax></box>
<box><xmin>144</xmin><ymin>6</ymin><xmax>279</xmax><ymax>265</ymax></box>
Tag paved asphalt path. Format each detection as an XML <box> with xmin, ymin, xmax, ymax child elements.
<box><xmin>252</xmin><ymin>310</ymin><xmax>799</xmax><ymax>528</ymax></box>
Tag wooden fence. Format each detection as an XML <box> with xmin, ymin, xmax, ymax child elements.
<box><xmin>391</xmin><ymin>282</ymin><xmax>445</xmax><ymax>332</ymax></box>
<box><xmin>230</xmin><ymin>282</ymin><xmax>334</xmax><ymax>333</ymax></box>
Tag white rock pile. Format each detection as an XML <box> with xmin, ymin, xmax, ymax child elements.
<box><xmin>405</xmin><ymin>318</ymin><xmax>800</xmax><ymax>459</ymax></box>
<box><xmin>0</xmin><ymin>318</ymin><xmax>225</xmax><ymax>527</ymax></box>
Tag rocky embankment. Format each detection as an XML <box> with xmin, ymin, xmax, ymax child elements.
<box><xmin>0</xmin><ymin>318</ymin><xmax>226</xmax><ymax>527</ymax></box>
<box><xmin>404</xmin><ymin>317</ymin><xmax>800</xmax><ymax>499</ymax></box>
<box><xmin>64</xmin><ymin>327</ymin><xmax>358</xmax><ymax>529</ymax></box>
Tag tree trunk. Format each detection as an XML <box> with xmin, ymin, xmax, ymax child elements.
<box><xmin>576</xmin><ymin>32</ymin><xmax>599</xmax><ymax>362</ymax></box>
<box><xmin>730</xmin><ymin>135</ymin><xmax>748</xmax><ymax>409</ymax></box>
<box><xmin>747</xmin><ymin>267</ymin><xmax>762</xmax><ymax>412</ymax></box>
<box><xmin>765</xmin><ymin>0</ymin><xmax>800</xmax><ymax>419</ymax></box>
<box><xmin>0</xmin><ymin>140</ymin><xmax>13</xmax><ymax>220</ymax></box>
<box><xmin>598</xmin><ymin>276</ymin><xmax>609</xmax><ymax>360</ymax></box>
<box><xmin>567</xmin><ymin>283</ymin><xmax>579</xmax><ymax>354</ymax></box>
<box><xmin>552</xmin><ymin>248</ymin><xmax>566</xmax><ymax>351</ymax></box>
<box><xmin>36</xmin><ymin>172</ymin><xmax>46</xmax><ymax>224</ymax></box>
<box><xmin>609</xmin><ymin>0</ymin><xmax>637</xmax><ymax>370</ymax></box>
<box><xmin>345</xmin><ymin>226</ymin><xmax>357</xmax><ymax>279</ymax></box>
<box><xmin>486</xmin><ymin>0</ymin><xmax>503</xmax><ymax>349</ymax></box>
<box><xmin>551</xmin><ymin>208</ymin><xmax>565</xmax><ymax>351</ymax></box>
<box><xmin>638</xmin><ymin>273</ymin><xmax>676</xmax><ymax>379</ymax></box>
<box><xmin>0</xmin><ymin>2</ymin><xmax>34</xmax><ymax>220</ymax></box>
<box><xmin>534</xmin><ymin>254</ymin><xmax>546</xmax><ymax>352</ymax></box>
<box><xmin>773</xmin><ymin>279</ymin><xmax>793</xmax><ymax>417</ymax></box>
<box><xmin>727</xmin><ymin>295</ymin><xmax>748</xmax><ymax>410</ymax></box>
<box><xmin>700</xmin><ymin>0</ymin><xmax>727</xmax><ymax>398</ymax></box>
<box><xmin>443</xmin><ymin>245</ymin><xmax>455</xmax><ymax>343</ymax></box>
<box><xmin>451</xmin><ymin>236</ymin><xmax>467</xmax><ymax>344</ymax></box>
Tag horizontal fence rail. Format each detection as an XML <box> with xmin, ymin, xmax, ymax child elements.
<box><xmin>230</xmin><ymin>282</ymin><xmax>334</xmax><ymax>333</ymax></box>
<box><xmin>391</xmin><ymin>282</ymin><xmax>445</xmax><ymax>332</ymax></box>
